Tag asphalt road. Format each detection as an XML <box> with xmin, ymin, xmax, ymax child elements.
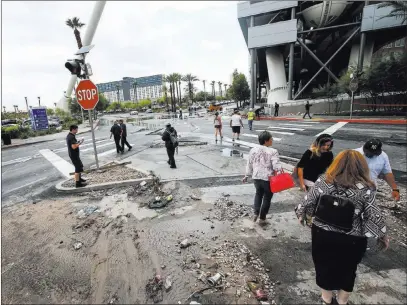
<box><xmin>2</xmin><ymin>113</ymin><xmax>406</xmax><ymax>206</ymax></box>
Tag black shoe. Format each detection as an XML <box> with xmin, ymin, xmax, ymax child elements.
<box><xmin>167</xmin><ymin>160</ymin><xmax>170</xmax><ymax>165</ymax></box>
<box><xmin>121</xmin><ymin>150</ymin><xmax>124</xmax><ymax>154</ymax></box>
<box><xmin>75</xmin><ymin>181</ymin><xmax>87</xmax><ymax>188</ymax></box>
<box><xmin>170</xmin><ymin>165</ymin><xmax>177</xmax><ymax>169</ymax></box>
<box><xmin>80</xmin><ymin>178</ymin><xmax>87</xmax><ymax>182</ymax></box>
<box><xmin>128</xmin><ymin>146</ymin><xmax>132</xmax><ymax>151</ymax></box>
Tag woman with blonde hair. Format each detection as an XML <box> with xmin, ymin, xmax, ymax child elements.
<box><xmin>297</xmin><ymin>133</ymin><xmax>334</xmax><ymax>191</ymax></box>
<box><xmin>295</xmin><ymin>150</ymin><xmax>389</xmax><ymax>305</ymax></box>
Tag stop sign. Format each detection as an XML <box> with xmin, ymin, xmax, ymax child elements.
<box><xmin>75</xmin><ymin>79</ymin><xmax>99</xmax><ymax>110</ymax></box>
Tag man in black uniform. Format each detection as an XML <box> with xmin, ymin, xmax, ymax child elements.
<box><xmin>161</xmin><ymin>123</ymin><xmax>178</xmax><ymax>169</ymax></box>
<box><xmin>119</xmin><ymin>119</ymin><xmax>132</xmax><ymax>153</ymax></box>
<box><xmin>303</xmin><ymin>101</ymin><xmax>312</xmax><ymax>119</ymax></box>
<box><xmin>66</xmin><ymin>125</ymin><xmax>87</xmax><ymax>188</ymax></box>
<box><xmin>274</xmin><ymin>102</ymin><xmax>279</xmax><ymax>117</ymax></box>
<box><xmin>110</xmin><ymin>120</ymin><xmax>123</xmax><ymax>154</ymax></box>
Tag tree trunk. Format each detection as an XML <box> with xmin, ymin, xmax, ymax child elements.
<box><xmin>178</xmin><ymin>82</ymin><xmax>182</xmax><ymax>106</ymax></box>
<box><xmin>172</xmin><ymin>82</ymin><xmax>176</xmax><ymax>112</ymax></box>
<box><xmin>175</xmin><ymin>83</ymin><xmax>179</xmax><ymax>107</ymax></box>
<box><xmin>74</xmin><ymin>29</ymin><xmax>83</xmax><ymax>49</ymax></box>
<box><xmin>169</xmin><ymin>84</ymin><xmax>174</xmax><ymax>112</ymax></box>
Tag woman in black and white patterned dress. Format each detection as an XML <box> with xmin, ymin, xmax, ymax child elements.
<box><xmin>295</xmin><ymin>150</ymin><xmax>389</xmax><ymax>305</ymax></box>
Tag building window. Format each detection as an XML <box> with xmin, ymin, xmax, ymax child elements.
<box><xmin>395</xmin><ymin>38</ymin><xmax>405</xmax><ymax>47</ymax></box>
<box><xmin>384</xmin><ymin>42</ymin><xmax>393</xmax><ymax>48</ymax></box>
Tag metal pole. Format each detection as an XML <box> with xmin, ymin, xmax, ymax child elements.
<box><xmin>350</xmin><ymin>91</ymin><xmax>354</xmax><ymax>119</ymax></box>
<box><xmin>38</xmin><ymin>97</ymin><xmax>41</xmax><ymax>107</ymax></box>
<box><xmin>250</xmin><ymin>16</ymin><xmax>256</xmax><ymax>108</ymax></box>
<box><xmin>88</xmin><ymin>109</ymin><xmax>99</xmax><ymax>169</ymax></box>
<box><xmin>294</xmin><ymin>27</ymin><xmax>360</xmax><ymax>100</ymax></box>
<box><xmin>298</xmin><ymin>22</ymin><xmax>361</xmax><ymax>34</ymax></box>
<box><xmin>358</xmin><ymin>1</ymin><xmax>369</xmax><ymax>72</ymax></box>
<box><xmin>297</xmin><ymin>39</ymin><xmax>340</xmax><ymax>83</ymax></box>
<box><xmin>62</xmin><ymin>1</ymin><xmax>107</xmax><ymax>111</ymax></box>
<box><xmin>24</xmin><ymin>97</ymin><xmax>29</xmax><ymax>113</ymax></box>
<box><xmin>288</xmin><ymin>7</ymin><xmax>296</xmax><ymax>100</ymax></box>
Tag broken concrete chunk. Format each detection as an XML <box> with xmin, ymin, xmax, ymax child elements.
<box><xmin>190</xmin><ymin>194</ymin><xmax>201</xmax><ymax>200</ymax></box>
<box><xmin>73</xmin><ymin>242</ymin><xmax>83</xmax><ymax>250</ymax></box>
<box><xmin>164</xmin><ymin>277</ymin><xmax>172</xmax><ymax>291</ymax></box>
<box><xmin>180</xmin><ymin>239</ymin><xmax>190</xmax><ymax>248</ymax></box>
<box><xmin>140</xmin><ymin>181</ymin><xmax>147</xmax><ymax>186</ymax></box>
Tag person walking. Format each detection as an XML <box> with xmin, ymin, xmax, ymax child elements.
<box><xmin>295</xmin><ymin>150</ymin><xmax>388</xmax><ymax>305</ymax></box>
<box><xmin>230</xmin><ymin>110</ymin><xmax>243</xmax><ymax>141</ymax></box>
<box><xmin>66</xmin><ymin>125</ymin><xmax>87</xmax><ymax>188</ymax></box>
<box><xmin>247</xmin><ymin>108</ymin><xmax>255</xmax><ymax>131</ymax></box>
<box><xmin>274</xmin><ymin>102</ymin><xmax>279</xmax><ymax>117</ymax></box>
<box><xmin>297</xmin><ymin>134</ymin><xmax>334</xmax><ymax>191</ymax></box>
<box><xmin>162</xmin><ymin>123</ymin><xmax>178</xmax><ymax>169</ymax></box>
<box><xmin>110</xmin><ymin>120</ymin><xmax>123</xmax><ymax>154</ymax></box>
<box><xmin>355</xmin><ymin>138</ymin><xmax>400</xmax><ymax>202</ymax></box>
<box><xmin>214</xmin><ymin>112</ymin><xmax>223</xmax><ymax>142</ymax></box>
<box><xmin>243</xmin><ymin>131</ymin><xmax>281</xmax><ymax>226</ymax></box>
<box><xmin>303</xmin><ymin>101</ymin><xmax>312</xmax><ymax>119</ymax></box>
<box><xmin>119</xmin><ymin>119</ymin><xmax>132</xmax><ymax>153</ymax></box>
<box><xmin>179</xmin><ymin>109</ymin><xmax>183</xmax><ymax>120</ymax></box>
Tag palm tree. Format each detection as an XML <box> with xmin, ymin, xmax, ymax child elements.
<box><xmin>182</xmin><ymin>74</ymin><xmax>199</xmax><ymax>106</ymax></box>
<box><xmin>218</xmin><ymin>81</ymin><xmax>223</xmax><ymax>98</ymax></box>
<box><xmin>173</xmin><ymin>73</ymin><xmax>182</xmax><ymax>105</ymax></box>
<box><xmin>162</xmin><ymin>84</ymin><xmax>169</xmax><ymax>108</ymax></box>
<box><xmin>66</xmin><ymin>17</ymin><xmax>86</xmax><ymax>49</ymax></box>
<box><xmin>210</xmin><ymin>81</ymin><xmax>216</xmax><ymax>100</ymax></box>
<box><xmin>165</xmin><ymin>74</ymin><xmax>177</xmax><ymax>112</ymax></box>
<box><xmin>224</xmin><ymin>84</ymin><xmax>228</xmax><ymax>99</ymax></box>
<box><xmin>133</xmin><ymin>81</ymin><xmax>138</xmax><ymax>103</ymax></box>
<box><xmin>202</xmin><ymin>80</ymin><xmax>207</xmax><ymax>103</ymax></box>
<box><xmin>379</xmin><ymin>1</ymin><xmax>407</xmax><ymax>50</ymax></box>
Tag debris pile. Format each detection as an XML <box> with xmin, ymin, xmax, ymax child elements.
<box><xmin>209</xmin><ymin>196</ymin><xmax>252</xmax><ymax>221</ymax></box>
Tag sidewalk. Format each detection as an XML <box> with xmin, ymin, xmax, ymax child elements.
<box><xmin>1</xmin><ymin>120</ymin><xmax>99</xmax><ymax>150</ymax></box>
<box><xmin>256</xmin><ymin>115</ymin><xmax>406</xmax><ymax>125</ymax></box>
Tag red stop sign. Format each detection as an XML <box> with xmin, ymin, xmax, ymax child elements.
<box><xmin>75</xmin><ymin>79</ymin><xmax>99</xmax><ymax>110</ymax></box>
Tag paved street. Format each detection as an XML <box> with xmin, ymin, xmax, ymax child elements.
<box><xmin>2</xmin><ymin>114</ymin><xmax>406</xmax><ymax>206</ymax></box>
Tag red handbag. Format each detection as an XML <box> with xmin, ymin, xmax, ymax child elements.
<box><xmin>269</xmin><ymin>169</ymin><xmax>295</xmax><ymax>193</ymax></box>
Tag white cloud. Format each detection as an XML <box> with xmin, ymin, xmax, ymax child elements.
<box><xmin>2</xmin><ymin>1</ymin><xmax>248</xmax><ymax>110</ymax></box>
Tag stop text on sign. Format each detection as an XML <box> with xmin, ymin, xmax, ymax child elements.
<box><xmin>77</xmin><ymin>89</ymin><xmax>97</xmax><ymax>101</ymax></box>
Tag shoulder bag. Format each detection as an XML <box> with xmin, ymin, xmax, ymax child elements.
<box><xmin>269</xmin><ymin>169</ymin><xmax>295</xmax><ymax>193</ymax></box>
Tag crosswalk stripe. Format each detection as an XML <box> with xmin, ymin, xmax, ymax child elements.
<box><xmin>256</xmin><ymin>130</ymin><xmax>294</xmax><ymax>135</ymax></box>
<box><xmin>280</xmin><ymin>123</ymin><xmax>318</xmax><ymax>127</ymax></box>
<box><xmin>241</xmin><ymin>134</ymin><xmax>282</xmax><ymax>141</ymax></box>
<box><xmin>53</xmin><ymin>138</ymin><xmax>111</xmax><ymax>152</ymax></box>
<box><xmin>268</xmin><ymin>126</ymin><xmax>305</xmax><ymax>131</ymax></box>
<box><xmin>97</xmin><ymin>143</ymin><xmax>135</xmax><ymax>157</ymax></box>
<box><xmin>39</xmin><ymin>149</ymin><xmax>74</xmax><ymax>178</ymax></box>
<box><xmin>315</xmin><ymin>122</ymin><xmax>348</xmax><ymax>137</ymax></box>
<box><xmin>2</xmin><ymin>156</ymin><xmax>33</xmax><ymax>166</ymax></box>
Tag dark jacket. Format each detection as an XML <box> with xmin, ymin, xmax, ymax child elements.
<box><xmin>120</xmin><ymin>123</ymin><xmax>127</xmax><ymax>137</ymax></box>
<box><xmin>162</xmin><ymin>127</ymin><xmax>177</xmax><ymax>148</ymax></box>
<box><xmin>110</xmin><ymin>124</ymin><xmax>121</xmax><ymax>137</ymax></box>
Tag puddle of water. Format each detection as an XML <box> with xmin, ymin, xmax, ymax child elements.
<box><xmin>220</xmin><ymin>148</ymin><xmax>249</xmax><ymax>160</ymax></box>
<box><xmin>97</xmin><ymin>194</ymin><xmax>158</xmax><ymax>220</ymax></box>
<box><xmin>157</xmin><ymin>204</ymin><xmax>196</xmax><ymax>218</ymax></box>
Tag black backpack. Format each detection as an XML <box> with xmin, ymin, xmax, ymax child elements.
<box><xmin>165</xmin><ymin>129</ymin><xmax>178</xmax><ymax>148</ymax></box>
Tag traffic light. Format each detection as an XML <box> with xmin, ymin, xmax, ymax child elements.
<box><xmin>65</xmin><ymin>59</ymin><xmax>83</xmax><ymax>77</ymax></box>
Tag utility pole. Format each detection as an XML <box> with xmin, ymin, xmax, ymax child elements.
<box><xmin>203</xmin><ymin>80</ymin><xmax>206</xmax><ymax>104</ymax></box>
<box><xmin>38</xmin><ymin>96</ymin><xmax>41</xmax><ymax>107</ymax></box>
<box><xmin>3</xmin><ymin>106</ymin><xmax>6</xmax><ymax>113</ymax></box>
<box><xmin>54</xmin><ymin>103</ymin><xmax>57</xmax><ymax>109</ymax></box>
<box><xmin>63</xmin><ymin>1</ymin><xmax>107</xmax><ymax>112</ymax></box>
<box><xmin>24</xmin><ymin>97</ymin><xmax>29</xmax><ymax>113</ymax></box>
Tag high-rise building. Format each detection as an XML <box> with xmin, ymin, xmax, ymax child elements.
<box><xmin>96</xmin><ymin>74</ymin><xmax>164</xmax><ymax>102</ymax></box>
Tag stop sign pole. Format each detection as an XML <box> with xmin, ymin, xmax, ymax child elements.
<box><xmin>76</xmin><ymin>77</ymin><xmax>100</xmax><ymax>169</ymax></box>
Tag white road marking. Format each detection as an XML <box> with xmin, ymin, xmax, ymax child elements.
<box><xmin>315</xmin><ymin>122</ymin><xmax>348</xmax><ymax>137</ymax></box>
<box><xmin>280</xmin><ymin>123</ymin><xmax>318</xmax><ymax>127</ymax></box>
<box><xmin>256</xmin><ymin>130</ymin><xmax>295</xmax><ymax>135</ymax></box>
<box><xmin>268</xmin><ymin>126</ymin><xmax>305</xmax><ymax>131</ymax></box>
<box><xmin>96</xmin><ymin>143</ymin><xmax>136</xmax><ymax>157</ymax></box>
<box><xmin>58</xmin><ymin>137</ymin><xmax>106</xmax><ymax>143</ymax></box>
<box><xmin>39</xmin><ymin>149</ymin><xmax>74</xmax><ymax>179</ymax></box>
<box><xmin>2</xmin><ymin>156</ymin><xmax>33</xmax><ymax>166</ymax></box>
<box><xmin>2</xmin><ymin>177</ymin><xmax>48</xmax><ymax>195</ymax></box>
<box><xmin>79</xmin><ymin>142</ymin><xmax>114</xmax><ymax>152</ymax></box>
<box><xmin>53</xmin><ymin>138</ymin><xmax>111</xmax><ymax>152</ymax></box>
<box><xmin>241</xmin><ymin>134</ymin><xmax>282</xmax><ymax>141</ymax></box>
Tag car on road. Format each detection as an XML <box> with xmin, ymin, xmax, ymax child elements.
<box><xmin>130</xmin><ymin>111</ymin><xmax>139</xmax><ymax>115</ymax></box>
<box><xmin>145</xmin><ymin>109</ymin><xmax>153</xmax><ymax>113</ymax></box>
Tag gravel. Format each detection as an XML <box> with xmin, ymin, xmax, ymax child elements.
<box><xmin>207</xmin><ymin>196</ymin><xmax>252</xmax><ymax>222</ymax></box>
<box><xmin>61</xmin><ymin>165</ymin><xmax>147</xmax><ymax>187</ymax></box>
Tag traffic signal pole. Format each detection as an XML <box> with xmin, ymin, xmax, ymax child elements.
<box><xmin>62</xmin><ymin>1</ymin><xmax>106</xmax><ymax>112</ymax></box>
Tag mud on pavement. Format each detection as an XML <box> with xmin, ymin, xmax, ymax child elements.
<box><xmin>1</xmin><ymin>179</ymin><xmax>276</xmax><ymax>304</ymax></box>
<box><xmin>2</xmin><ymin>178</ymin><xmax>406</xmax><ymax>304</ymax></box>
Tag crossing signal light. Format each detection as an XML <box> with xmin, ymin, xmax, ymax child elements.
<box><xmin>65</xmin><ymin>59</ymin><xmax>83</xmax><ymax>77</ymax></box>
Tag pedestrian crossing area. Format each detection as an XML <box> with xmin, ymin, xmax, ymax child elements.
<box><xmin>2</xmin><ymin>136</ymin><xmax>135</xmax><ymax>168</ymax></box>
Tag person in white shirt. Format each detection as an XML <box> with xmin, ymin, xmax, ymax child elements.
<box><xmin>243</xmin><ymin>131</ymin><xmax>282</xmax><ymax>226</ymax></box>
<box><xmin>355</xmin><ymin>138</ymin><xmax>400</xmax><ymax>201</ymax></box>
<box><xmin>230</xmin><ymin>110</ymin><xmax>244</xmax><ymax>141</ymax></box>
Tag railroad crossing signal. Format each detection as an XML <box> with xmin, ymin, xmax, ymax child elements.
<box><xmin>75</xmin><ymin>79</ymin><xmax>99</xmax><ymax>110</ymax></box>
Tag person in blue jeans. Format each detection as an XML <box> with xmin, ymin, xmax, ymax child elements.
<box><xmin>243</xmin><ymin>131</ymin><xmax>282</xmax><ymax>226</ymax></box>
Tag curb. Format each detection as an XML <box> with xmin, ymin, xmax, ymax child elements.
<box><xmin>55</xmin><ymin>177</ymin><xmax>154</xmax><ymax>193</ymax></box>
<box><xmin>256</xmin><ymin>117</ymin><xmax>406</xmax><ymax>125</ymax></box>
<box><xmin>1</xmin><ymin>139</ymin><xmax>54</xmax><ymax>150</ymax></box>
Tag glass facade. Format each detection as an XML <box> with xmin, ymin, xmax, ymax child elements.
<box><xmin>96</xmin><ymin>74</ymin><xmax>164</xmax><ymax>102</ymax></box>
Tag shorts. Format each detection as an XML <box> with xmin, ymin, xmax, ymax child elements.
<box><xmin>232</xmin><ymin>126</ymin><xmax>241</xmax><ymax>134</ymax></box>
<box><xmin>215</xmin><ymin>125</ymin><xmax>222</xmax><ymax>129</ymax></box>
<box><xmin>70</xmin><ymin>157</ymin><xmax>84</xmax><ymax>173</ymax></box>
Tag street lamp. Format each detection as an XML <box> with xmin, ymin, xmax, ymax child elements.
<box><xmin>24</xmin><ymin>97</ymin><xmax>29</xmax><ymax>112</ymax></box>
<box><xmin>54</xmin><ymin>102</ymin><xmax>57</xmax><ymax>109</ymax></box>
<box><xmin>38</xmin><ymin>96</ymin><xmax>41</xmax><ymax>107</ymax></box>
<box><xmin>3</xmin><ymin>106</ymin><xmax>6</xmax><ymax>113</ymax></box>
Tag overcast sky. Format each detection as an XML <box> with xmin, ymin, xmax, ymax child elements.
<box><xmin>2</xmin><ymin>1</ymin><xmax>249</xmax><ymax>110</ymax></box>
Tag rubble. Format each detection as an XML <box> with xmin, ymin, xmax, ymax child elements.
<box><xmin>77</xmin><ymin>205</ymin><xmax>98</xmax><ymax>219</ymax></box>
<box><xmin>180</xmin><ymin>239</ymin><xmax>191</xmax><ymax>249</ymax></box>
<box><xmin>164</xmin><ymin>277</ymin><xmax>172</xmax><ymax>291</ymax></box>
<box><xmin>73</xmin><ymin>242</ymin><xmax>83</xmax><ymax>250</ymax></box>
<box><xmin>208</xmin><ymin>197</ymin><xmax>252</xmax><ymax>221</ymax></box>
